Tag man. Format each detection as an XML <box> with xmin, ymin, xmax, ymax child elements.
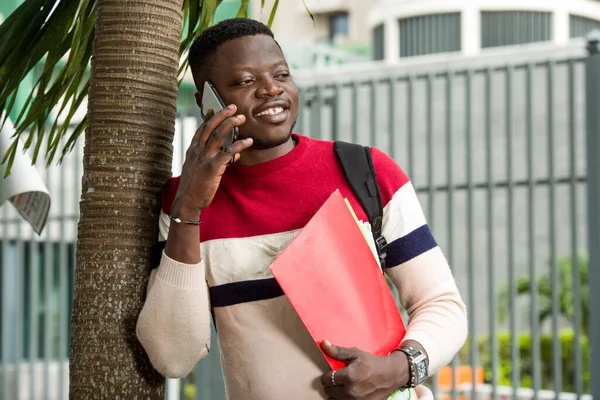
<box><xmin>137</xmin><ymin>18</ymin><xmax>467</xmax><ymax>400</ymax></box>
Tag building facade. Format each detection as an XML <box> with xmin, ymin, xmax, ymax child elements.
<box><xmin>247</xmin><ymin>0</ymin><xmax>600</xmax><ymax>63</ymax></box>
<box><xmin>368</xmin><ymin>0</ymin><xmax>600</xmax><ymax>62</ymax></box>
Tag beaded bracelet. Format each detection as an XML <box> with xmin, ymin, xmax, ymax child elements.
<box><xmin>169</xmin><ymin>215</ymin><xmax>201</xmax><ymax>226</ymax></box>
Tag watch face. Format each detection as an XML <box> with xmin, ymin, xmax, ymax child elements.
<box><xmin>416</xmin><ymin>362</ymin><xmax>428</xmax><ymax>381</ymax></box>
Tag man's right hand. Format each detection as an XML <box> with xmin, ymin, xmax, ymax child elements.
<box><xmin>173</xmin><ymin>104</ymin><xmax>252</xmax><ymax>217</ymax></box>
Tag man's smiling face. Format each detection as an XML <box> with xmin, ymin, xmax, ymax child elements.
<box><xmin>203</xmin><ymin>34</ymin><xmax>299</xmax><ymax>150</ymax></box>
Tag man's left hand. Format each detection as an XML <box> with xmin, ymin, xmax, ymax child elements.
<box><xmin>319</xmin><ymin>340</ymin><xmax>409</xmax><ymax>400</ymax></box>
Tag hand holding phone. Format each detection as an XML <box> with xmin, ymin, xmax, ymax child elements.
<box><xmin>174</xmin><ymin>104</ymin><xmax>252</xmax><ymax>213</ymax></box>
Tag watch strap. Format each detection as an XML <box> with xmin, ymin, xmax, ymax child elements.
<box><xmin>396</xmin><ymin>345</ymin><xmax>429</xmax><ymax>389</ymax></box>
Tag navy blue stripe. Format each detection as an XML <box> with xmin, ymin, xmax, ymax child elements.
<box><xmin>386</xmin><ymin>224</ymin><xmax>437</xmax><ymax>268</ymax></box>
<box><xmin>210</xmin><ymin>278</ymin><xmax>284</xmax><ymax>308</ymax></box>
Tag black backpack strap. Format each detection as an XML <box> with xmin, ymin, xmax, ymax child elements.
<box><xmin>334</xmin><ymin>141</ymin><xmax>388</xmax><ymax>270</ymax></box>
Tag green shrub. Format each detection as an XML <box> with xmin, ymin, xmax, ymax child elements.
<box><xmin>498</xmin><ymin>255</ymin><xmax>589</xmax><ymax>336</ymax></box>
<box><xmin>458</xmin><ymin>329</ymin><xmax>590</xmax><ymax>393</ymax></box>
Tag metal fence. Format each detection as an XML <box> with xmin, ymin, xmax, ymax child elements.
<box><xmin>1</xmin><ymin>38</ymin><xmax>598</xmax><ymax>400</ymax></box>
<box><xmin>0</xmin><ymin>141</ymin><xmax>80</xmax><ymax>400</ymax></box>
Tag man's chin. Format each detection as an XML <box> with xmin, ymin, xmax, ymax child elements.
<box><xmin>248</xmin><ymin>132</ymin><xmax>292</xmax><ymax>150</ymax></box>
<box><xmin>240</xmin><ymin>121</ymin><xmax>296</xmax><ymax>150</ymax></box>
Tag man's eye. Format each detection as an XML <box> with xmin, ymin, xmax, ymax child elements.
<box><xmin>276</xmin><ymin>72</ymin><xmax>290</xmax><ymax>79</ymax></box>
<box><xmin>238</xmin><ymin>79</ymin><xmax>254</xmax><ymax>85</ymax></box>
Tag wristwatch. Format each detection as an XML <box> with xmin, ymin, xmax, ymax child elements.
<box><xmin>397</xmin><ymin>345</ymin><xmax>429</xmax><ymax>389</ymax></box>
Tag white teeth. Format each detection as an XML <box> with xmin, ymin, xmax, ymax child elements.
<box><xmin>255</xmin><ymin>106</ymin><xmax>284</xmax><ymax>117</ymax></box>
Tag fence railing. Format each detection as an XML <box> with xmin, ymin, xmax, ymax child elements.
<box><xmin>0</xmin><ymin>38</ymin><xmax>597</xmax><ymax>400</ymax></box>
<box><xmin>584</xmin><ymin>31</ymin><xmax>600</xmax><ymax>400</ymax></box>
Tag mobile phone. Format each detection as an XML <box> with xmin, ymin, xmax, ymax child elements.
<box><xmin>201</xmin><ymin>80</ymin><xmax>239</xmax><ymax>149</ymax></box>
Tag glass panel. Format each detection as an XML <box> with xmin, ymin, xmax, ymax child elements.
<box><xmin>398</xmin><ymin>13</ymin><xmax>461</xmax><ymax>58</ymax></box>
<box><xmin>481</xmin><ymin>11</ymin><xmax>552</xmax><ymax>48</ymax></box>
<box><xmin>570</xmin><ymin>15</ymin><xmax>600</xmax><ymax>38</ymax></box>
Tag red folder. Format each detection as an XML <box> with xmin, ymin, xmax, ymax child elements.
<box><xmin>270</xmin><ymin>190</ymin><xmax>406</xmax><ymax>370</ymax></box>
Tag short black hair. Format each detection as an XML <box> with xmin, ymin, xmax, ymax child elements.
<box><xmin>189</xmin><ymin>18</ymin><xmax>276</xmax><ymax>89</ymax></box>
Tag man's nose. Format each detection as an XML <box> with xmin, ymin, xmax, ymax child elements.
<box><xmin>256</xmin><ymin>78</ymin><xmax>284</xmax><ymax>97</ymax></box>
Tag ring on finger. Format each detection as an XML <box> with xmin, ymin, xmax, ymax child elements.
<box><xmin>331</xmin><ymin>370</ymin><xmax>337</xmax><ymax>387</ymax></box>
<box><xmin>221</xmin><ymin>146</ymin><xmax>232</xmax><ymax>154</ymax></box>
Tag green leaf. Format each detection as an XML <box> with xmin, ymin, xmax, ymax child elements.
<box><xmin>32</xmin><ymin>114</ymin><xmax>48</xmax><ymax>165</ymax></box>
<box><xmin>0</xmin><ymin>0</ymin><xmax>79</xmax><ymax>123</ymax></box>
<box><xmin>199</xmin><ymin>0</ymin><xmax>217</xmax><ymax>30</ymax></box>
<box><xmin>0</xmin><ymin>0</ymin><xmax>57</xmax><ymax>76</ymax></box>
<box><xmin>0</xmin><ymin>0</ymin><xmax>34</xmax><ymax>42</ymax></box>
<box><xmin>267</xmin><ymin>0</ymin><xmax>279</xmax><ymax>27</ymax></box>
<box><xmin>13</xmin><ymin>90</ymin><xmax>36</xmax><ymax>144</ymax></box>
<box><xmin>3</xmin><ymin>0</ymin><xmax>95</xmax><ymax>167</ymax></box>
<box><xmin>2</xmin><ymin>139</ymin><xmax>19</xmax><ymax>178</ymax></box>
<box><xmin>180</xmin><ymin>0</ymin><xmax>221</xmax><ymax>61</ymax></box>
<box><xmin>235</xmin><ymin>0</ymin><xmax>250</xmax><ymax>18</ymax></box>
<box><xmin>48</xmin><ymin>38</ymin><xmax>93</xmax><ymax>160</ymax></box>
<box><xmin>47</xmin><ymin>72</ymin><xmax>85</xmax><ymax>155</ymax></box>
<box><xmin>48</xmin><ymin>71</ymin><xmax>87</xmax><ymax>157</ymax></box>
<box><xmin>16</xmin><ymin>70</ymin><xmax>67</xmax><ymax>137</ymax></box>
<box><xmin>61</xmin><ymin>80</ymin><xmax>89</xmax><ymax>137</ymax></box>
<box><xmin>3</xmin><ymin>90</ymin><xmax>21</xmax><ymax>133</ymax></box>
<box><xmin>187</xmin><ymin>0</ymin><xmax>200</xmax><ymax>37</ymax></box>
<box><xmin>0</xmin><ymin>0</ymin><xmax>49</xmax><ymax>65</ymax></box>
<box><xmin>178</xmin><ymin>58</ymin><xmax>191</xmax><ymax>82</ymax></box>
<box><xmin>58</xmin><ymin>116</ymin><xmax>87</xmax><ymax>164</ymax></box>
<box><xmin>301</xmin><ymin>0</ymin><xmax>315</xmax><ymax>25</ymax></box>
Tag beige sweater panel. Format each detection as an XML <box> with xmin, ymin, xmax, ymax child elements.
<box><xmin>136</xmin><ymin>212</ymin><xmax>212</xmax><ymax>379</ymax></box>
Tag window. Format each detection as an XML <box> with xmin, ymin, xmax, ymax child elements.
<box><xmin>570</xmin><ymin>15</ymin><xmax>600</xmax><ymax>38</ymax></box>
<box><xmin>330</xmin><ymin>13</ymin><xmax>349</xmax><ymax>40</ymax></box>
<box><xmin>372</xmin><ymin>24</ymin><xmax>385</xmax><ymax>60</ymax></box>
<box><xmin>481</xmin><ymin>11</ymin><xmax>552</xmax><ymax>48</ymax></box>
<box><xmin>398</xmin><ymin>13</ymin><xmax>461</xmax><ymax>57</ymax></box>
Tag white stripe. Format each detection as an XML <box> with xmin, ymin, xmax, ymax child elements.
<box><xmin>382</xmin><ymin>181</ymin><xmax>428</xmax><ymax>243</ymax></box>
<box><xmin>203</xmin><ymin>229</ymin><xmax>301</xmax><ymax>287</ymax></box>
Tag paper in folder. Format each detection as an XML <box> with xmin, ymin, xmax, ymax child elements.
<box><xmin>270</xmin><ymin>190</ymin><xmax>406</xmax><ymax>370</ymax></box>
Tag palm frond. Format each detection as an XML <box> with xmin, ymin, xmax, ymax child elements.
<box><xmin>0</xmin><ymin>0</ymin><xmax>311</xmax><ymax>176</ymax></box>
<box><xmin>0</xmin><ymin>0</ymin><xmax>96</xmax><ymax>176</ymax></box>
<box><xmin>267</xmin><ymin>0</ymin><xmax>279</xmax><ymax>27</ymax></box>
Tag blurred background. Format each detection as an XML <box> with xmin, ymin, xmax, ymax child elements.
<box><xmin>0</xmin><ymin>0</ymin><xmax>598</xmax><ymax>399</ymax></box>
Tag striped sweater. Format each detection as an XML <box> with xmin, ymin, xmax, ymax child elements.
<box><xmin>136</xmin><ymin>134</ymin><xmax>468</xmax><ymax>400</ymax></box>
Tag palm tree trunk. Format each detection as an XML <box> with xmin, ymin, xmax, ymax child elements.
<box><xmin>69</xmin><ymin>0</ymin><xmax>183</xmax><ymax>397</ymax></box>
